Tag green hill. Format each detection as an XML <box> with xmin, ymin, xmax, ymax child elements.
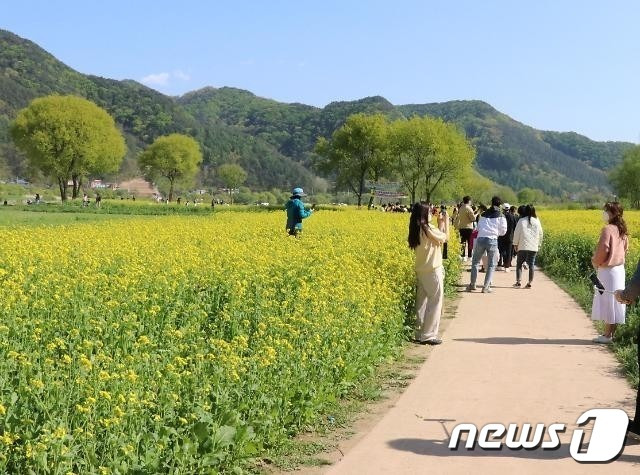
<box><xmin>181</xmin><ymin>88</ymin><xmax>633</xmax><ymax>197</ymax></box>
<box><xmin>0</xmin><ymin>28</ymin><xmax>634</xmax><ymax>197</ymax></box>
<box><xmin>0</xmin><ymin>29</ymin><xmax>312</xmax><ymax>189</ymax></box>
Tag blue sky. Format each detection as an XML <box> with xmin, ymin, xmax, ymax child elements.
<box><xmin>3</xmin><ymin>0</ymin><xmax>639</xmax><ymax>142</ymax></box>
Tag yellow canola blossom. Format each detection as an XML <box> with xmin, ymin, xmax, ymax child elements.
<box><xmin>0</xmin><ymin>209</ymin><xmax>459</xmax><ymax>472</ymax></box>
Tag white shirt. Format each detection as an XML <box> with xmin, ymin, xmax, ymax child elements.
<box><xmin>476</xmin><ymin>207</ymin><xmax>507</xmax><ymax>239</ymax></box>
<box><xmin>513</xmin><ymin>217</ymin><xmax>544</xmax><ymax>252</ymax></box>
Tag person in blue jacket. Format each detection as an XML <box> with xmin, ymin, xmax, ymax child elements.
<box><xmin>285</xmin><ymin>187</ymin><xmax>313</xmax><ymax>236</ymax></box>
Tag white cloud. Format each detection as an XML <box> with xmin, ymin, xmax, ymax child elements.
<box><xmin>173</xmin><ymin>69</ymin><xmax>190</xmax><ymax>81</ymax></box>
<box><xmin>140</xmin><ymin>70</ymin><xmax>191</xmax><ymax>88</ymax></box>
<box><xmin>141</xmin><ymin>72</ymin><xmax>170</xmax><ymax>86</ymax></box>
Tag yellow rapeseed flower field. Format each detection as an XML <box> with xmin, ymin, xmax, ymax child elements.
<box><xmin>0</xmin><ymin>209</ymin><xmax>459</xmax><ymax>472</ymax></box>
<box><xmin>540</xmin><ymin>209</ymin><xmax>640</xmax><ymax>268</ymax></box>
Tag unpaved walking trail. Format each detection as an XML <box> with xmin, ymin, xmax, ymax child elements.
<box><xmin>326</xmin><ymin>267</ymin><xmax>640</xmax><ymax>474</ymax></box>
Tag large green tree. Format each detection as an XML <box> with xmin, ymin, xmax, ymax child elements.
<box><xmin>10</xmin><ymin>95</ymin><xmax>126</xmax><ymax>201</ymax></box>
<box><xmin>138</xmin><ymin>134</ymin><xmax>202</xmax><ymax>202</ymax></box>
<box><xmin>610</xmin><ymin>145</ymin><xmax>640</xmax><ymax>208</ymax></box>
<box><xmin>389</xmin><ymin>117</ymin><xmax>429</xmax><ymax>204</ymax></box>
<box><xmin>420</xmin><ymin>118</ymin><xmax>474</xmax><ymax>203</ymax></box>
<box><xmin>314</xmin><ymin>113</ymin><xmax>389</xmax><ymax>207</ymax></box>
<box><xmin>217</xmin><ymin>163</ymin><xmax>247</xmax><ymax>204</ymax></box>
<box><xmin>389</xmin><ymin>116</ymin><xmax>474</xmax><ymax>203</ymax></box>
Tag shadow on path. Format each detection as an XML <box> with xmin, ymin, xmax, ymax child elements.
<box><xmin>454</xmin><ymin>337</ymin><xmax>594</xmax><ymax>346</ymax></box>
<box><xmin>387</xmin><ymin>437</ymin><xmax>570</xmax><ymax>460</ymax></box>
<box><xmin>387</xmin><ymin>438</ymin><xmax>640</xmax><ymax>464</ymax></box>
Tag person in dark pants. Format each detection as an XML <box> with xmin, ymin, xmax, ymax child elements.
<box><xmin>497</xmin><ymin>203</ymin><xmax>517</xmax><ymax>271</ymax></box>
<box><xmin>454</xmin><ymin>196</ymin><xmax>475</xmax><ymax>261</ymax></box>
<box><xmin>437</xmin><ymin>205</ymin><xmax>449</xmax><ymax>260</ymax></box>
<box><xmin>615</xmin><ymin>264</ymin><xmax>640</xmax><ymax>440</ymax></box>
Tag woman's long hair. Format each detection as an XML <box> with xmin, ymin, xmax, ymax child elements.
<box><xmin>408</xmin><ymin>202</ymin><xmax>430</xmax><ymax>249</ymax></box>
<box><xmin>605</xmin><ymin>202</ymin><xmax>627</xmax><ymax>238</ymax></box>
<box><xmin>525</xmin><ymin>205</ymin><xmax>537</xmax><ymax>225</ymax></box>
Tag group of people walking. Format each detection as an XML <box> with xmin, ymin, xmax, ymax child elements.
<box><xmin>408</xmin><ymin>196</ymin><xmax>640</xmax><ymax>441</ymax></box>
<box><xmin>408</xmin><ymin>195</ymin><xmax>544</xmax><ymax>344</ymax></box>
<box><xmin>452</xmin><ymin>195</ymin><xmax>544</xmax><ymax>293</ymax></box>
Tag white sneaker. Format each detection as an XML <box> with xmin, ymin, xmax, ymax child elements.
<box><xmin>592</xmin><ymin>335</ymin><xmax>613</xmax><ymax>344</ymax></box>
<box><xmin>463</xmin><ymin>257</ymin><xmax>468</xmax><ymax>263</ymax></box>
<box><xmin>504</xmin><ymin>268</ymin><xmax>510</xmax><ymax>273</ymax></box>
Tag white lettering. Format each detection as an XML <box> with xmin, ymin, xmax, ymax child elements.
<box><xmin>505</xmin><ymin>423</ymin><xmax>545</xmax><ymax>449</ymax></box>
<box><xmin>570</xmin><ymin>409</ymin><xmax>627</xmax><ymax>462</ymax></box>
<box><xmin>478</xmin><ymin>423</ymin><xmax>506</xmax><ymax>449</ymax></box>
<box><xmin>448</xmin><ymin>423</ymin><xmax>477</xmax><ymax>449</ymax></box>
<box><xmin>448</xmin><ymin>409</ymin><xmax>627</xmax><ymax>462</ymax></box>
<box><xmin>542</xmin><ymin>423</ymin><xmax>565</xmax><ymax>450</ymax></box>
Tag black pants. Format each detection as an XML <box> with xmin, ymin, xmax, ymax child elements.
<box><xmin>459</xmin><ymin>229</ymin><xmax>473</xmax><ymax>257</ymax></box>
<box><xmin>498</xmin><ymin>238</ymin><xmax>513</xmax><ymax>267</ymax></box>
<box><xmin>636</xmin><ymin>337</ymin><xmax>640</xmax><ymax>424</ymax></box>
<box><xmin>629</xmin><ymin>338</ymin><xmax>640</xmax><ymax>434</ymax></box>
<box><xmin>516</xmin><ymin>251</ymin><xmax>537</xmax><ymax>283</ymax></box>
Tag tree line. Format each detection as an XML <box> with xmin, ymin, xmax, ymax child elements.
<box><xmin>314</xmin><ymin>113</ymin><xmax>475</xmax><ymax>206</ymax></box>
<box><xmin>9</xmin><ymin>95</ymin><xmax>249</xmax><ymax>202</ymax></box>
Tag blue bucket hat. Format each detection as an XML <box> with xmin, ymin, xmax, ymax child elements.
<box><xmin>292</xmin><ymin>187</ymin><xmax>305</xmax><ymax>196</ymax></box>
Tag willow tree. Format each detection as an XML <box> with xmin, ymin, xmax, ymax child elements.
<box><xmin>138</xmin><ymin>134</ymin><xmax>202</xmax><ymax>202</ymax></box>
<box><xmin>10</xmin><ymin>95</ymin><xmax>126</xmax><ymax>201</ymax></box>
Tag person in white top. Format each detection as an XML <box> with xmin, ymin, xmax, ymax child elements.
<box><xmin>466</xmin><ymin>196</ymin><xmax>508</xmax><ymax>293</ymax></box>
<box><xmin>512</xmin><ymin>205</ymin><xmax>544</xmax><ymax>288</ymax></box>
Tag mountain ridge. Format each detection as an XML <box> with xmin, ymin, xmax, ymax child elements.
<box><xmin>0</xmin><ymin>28</ymin><xmax>634</xmax><ymax>196</ymax></box>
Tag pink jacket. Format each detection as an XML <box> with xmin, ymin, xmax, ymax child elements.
<box><xmin>592</xmin><ymin>224</ymin><xmax>628</xmax><ymax>268</ymax></box>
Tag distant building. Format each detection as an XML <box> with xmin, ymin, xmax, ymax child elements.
<box><xmin>118</xmin><ymin>178</ymin><xmax>159</xmax><ymax>197</ymax></box>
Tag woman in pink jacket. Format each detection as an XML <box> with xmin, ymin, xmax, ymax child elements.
<box><xmin>591</xmin><ymin>202</ymin><xmax>628</xmax><ymax>344</ymax></box>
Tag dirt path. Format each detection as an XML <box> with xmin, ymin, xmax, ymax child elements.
<box><xmin>323</xmin><ymin>266</ymin><xmax>640</xmax><ymax>474</ymax></box>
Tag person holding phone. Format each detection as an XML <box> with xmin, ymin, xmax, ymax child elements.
<box><xmin>591</xmin><ymin>202</ymin><xmax>628</xmax><ymax>344</ymax></box>
<box><xmin>408</xmin><ymin>202</ymin><xmax>447</xmax><ymax>345</ymax></box>
<box><xmin>437</xmin><ymin>204</ymin><xmax>449</xmax><ymax>259</ymax></box>
<box><xmin>285</xmin><ymin>187</ymin><xmax>313</xmax><ymax>237</ymax></box>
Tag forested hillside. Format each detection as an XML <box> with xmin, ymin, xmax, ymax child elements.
<box><xmin>0</xmin><ymin>28</ymin><xmax>633</xmax><ymax>196</ymax></box>
<box><xmin>0</xmin><ymin>29</ymin><xmax>311</xmax><ymax>189</ymax></box>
